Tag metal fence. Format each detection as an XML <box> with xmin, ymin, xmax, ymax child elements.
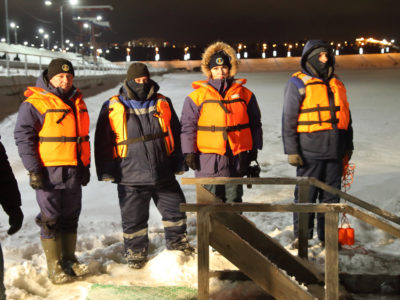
<box><xmin>0</xmin><ymin>50</ymin><xmax>126</xmax><ymax>77</ymax></box>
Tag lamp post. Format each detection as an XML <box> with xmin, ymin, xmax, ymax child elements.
<box><xmin>38</xmin><ymin>28</ymin><xmax>45</xmax><ymax>48</ymax></box>
<box><xmin>4</xmin><ymin>0</ymin><xmax>10</xmax><ymax>44</ymax></box>
<box><xmin>10</xmin><ymin>22</ymin><xmax>19</xmax><ymax>44</ymax></box>
<box><xmin>45</xmin><ymin>0</ymin><xmax>78</xmax><ymax>50</ymax></box>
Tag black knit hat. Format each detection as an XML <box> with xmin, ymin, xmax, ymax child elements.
<box><xmin>126</xmin><ymin>63</ymin><xmax>150</xmax><ymax>80</ymax></box>
<box><xmin>208</xmin><ymin>51</ymin><xmax>231</xmax><ymax>69</ymax></box>
<box><xmin>47</xmin><ymin>58</ymin><xmax>75</xmax><ymax>80</ymax></box>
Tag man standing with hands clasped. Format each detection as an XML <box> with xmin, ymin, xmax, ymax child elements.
<box><xmin>282</xmin><ymin>40</ymin><xmax>353</xmax><ymax>248</ymax></box>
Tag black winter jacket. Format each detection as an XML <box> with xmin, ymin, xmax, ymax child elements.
<box><xmin>282</xmin><ymin>40</ymin><xmax>354</xmax><ymax>160</ymax></box>
<box><xmin>0</xmin><ymin>137</ymin><xmax>22</xmax><ymax>212</ymax></box>
<box><xmin>95</xmin><ymin>80</ymin><xmax>187</xmax><ymax>185</ymax></box>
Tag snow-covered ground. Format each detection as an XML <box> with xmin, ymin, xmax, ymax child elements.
<box><xmin>0</xmin><ymin>68</ymin><xmax>400</xmax><ymax>299</ymax></box>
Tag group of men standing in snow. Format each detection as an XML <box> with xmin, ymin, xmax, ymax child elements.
<box><xmin>0</xmin><ymin>39</ymin><xmax>353</xmax><ymax>292</ymax></box>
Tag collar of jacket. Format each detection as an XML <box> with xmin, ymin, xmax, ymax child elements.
<box><xmin>24</xmin><ymin>86</ymin><xmax>81</xmax><ymax>102</ymax></box>
<box><xmin>192</xmin><ymin>78</ymin><xmax>247</xmax><ymax>91</ymax></box>
<box><xmin>120</xmin><ymin>79</ymin><xmax>160</xmax><ymax>100</ymax></box>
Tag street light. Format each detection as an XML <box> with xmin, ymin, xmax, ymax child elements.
<box><xmin>44</xmin><ymin>33</ymin><xmax>50</xmax><ymax>49</ymax></box>
<box><xmin>10</xmin><ymin>22</ymin><xmax>19</xmax><ymax>44</ymax></box>
<box><xmin>38</xmin><ymin>28</ymin><xmax>45</xmax><ymax>48</ymax></box>
<box><xmin>44</xmin><ymin>0</ymin><xmax>78</xmax><ymax>50</ymax></box>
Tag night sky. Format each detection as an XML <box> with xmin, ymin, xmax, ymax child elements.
<box><xmin>1</xmin><ymin>0</ymin><xmax>400</xmax><ymax>46</ymax></box>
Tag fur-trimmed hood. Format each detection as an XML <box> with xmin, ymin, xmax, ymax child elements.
<box><xmin>201</xmin><ymin>41</ymin><xmax>238</xmax><ymax>79</ymax></box>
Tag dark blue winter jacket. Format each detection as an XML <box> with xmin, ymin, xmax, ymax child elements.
<box><xmin>94</xmin><ymin>80</ymin><xmax>187</xmax><ymax>185</ymax></box>
<box><xmin>14</xmin><ymin>71</ymin><xmax>84</xmax><ymax>189</ymax></box>
<box><xmin>282</xmin><ymin>40</ymin><xmax>354</xmax><ymax>160</ymax></box>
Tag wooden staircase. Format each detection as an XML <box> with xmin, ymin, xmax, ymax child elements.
<box><xmin>181</xmin><ymin>177</ymin><xmax>400</xmax><ymax>300</ymax></box>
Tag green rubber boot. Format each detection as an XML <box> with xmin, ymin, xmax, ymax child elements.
<box><xmin>41</xmin><ymin>238</ymin><xmax>72</xmax><ymax>284</ymax></box>
<box><xmin>61</xmin><ymin>233</ymin><xmax>89</xmax><ymax>277</ymax></box>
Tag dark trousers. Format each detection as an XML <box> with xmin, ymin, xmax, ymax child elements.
<box><xmin>203</xmin><ymin>183</ymin><xmax>243</xmax><ymax>203</ymax></box>
<box><xmin>35</xmin><ymin>187</ymin><xmax>82</xmax><ymax>238</ymax></box>
<box><xmin>117</xmin><ymin>179</ymin><xmax>187</xmax><ymax>253</ymax></box>
<box><xmin>293</xmin><ymin>158</ymin><xmax>342</xmax><ymax>241</ymax></box>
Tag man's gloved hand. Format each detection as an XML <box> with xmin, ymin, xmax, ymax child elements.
<box><xmin>29</xmin><ymin>172</ymin><xmax>44</xmax><ymax>190</ymax></box>
<box><xmin>185</xmin><ymin>153</ymin><xmax>199</xmax><ymax>170</ymax></box>
<box><xmin>238</xmin><ymin>152</ymin><xmax>249</xmax><ymax>175</ymax></box>
<box><xmin>3</xmin><ymin>206</ymin><xmax>24</xmax><ymax>235</ymax></box>
<box><xmin>288</xmin><ymin>154</ymin><xmax>304</xmax><ymax>167</ymax></box>
<box><xmin>81</xmin><ymin>166</ymin><xmax>90</xmax><ymax>186</ymax></box>
<box><xmin>248</xmin><ymin>149</ymin><xmax>258</xmax><ymax>162</ymax></box>
<box><xmin>345</xmin><ymin>150</ymin><xmax>353</xmax><ymax>161</ymax></box>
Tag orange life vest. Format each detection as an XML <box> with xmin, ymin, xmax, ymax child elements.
<box><xmin>293</xmin><ymin>72</ymin><xmax>350</xmax><ymax>133</ymax></box>
<box><xmin>24</xmin><ymin>87</ymin><xmax>90</xmax><ymax>167</ymax></box>
<box><xmin>189</xmin><ymin>79</ymin><xmax>253</xmax><ymax>155</ymax></box>
<box><xmin>108</xmin><ymin>94</ymin><xmax>174</xmax><ymax>158</ymax></box>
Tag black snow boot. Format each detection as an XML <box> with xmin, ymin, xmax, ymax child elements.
<box><xmin>168</xmin><ymin>235</ymin><xmax>195</xmax><ymax>256</ymax></box>
<box><xmin>125</xmin><ymin>248</ymin><xmax>148</xmax><ymax>269</ymax></box>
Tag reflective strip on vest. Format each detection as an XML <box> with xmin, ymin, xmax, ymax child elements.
<box><xmin>293</xmin><ymin>72</ymin><xmax>350</xmax><ymax>133</ymax></box>
<box><xmin>123</xmin><ymin>228</ymin><xmax>148</xmax><ymax>240</ymax></box>
<box><xmin>127</xmin><ymin>106</ymin><xmax>157</xmax><ymax>116</ymax></box>
<box><xmin>162</xmin><ymin>218</ymin><xmax>187</xmax><ymax>228</ymax></box>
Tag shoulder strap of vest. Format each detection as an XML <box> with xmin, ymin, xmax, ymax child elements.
<box><xmin>109</xmin><ymin>95</ymin><xmax>120</xmax><ymax>105</ymax></box>
<box><xmin>156</xmin><ymin>93</ymin><xmax>167</xmax><ymax>101</ymax></box>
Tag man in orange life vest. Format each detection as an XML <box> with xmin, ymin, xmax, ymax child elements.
<box><xmin>181</xmin><ymin>42</ymin><xmax>263</xmax><ymax>203</ymax></box>
<box><xmin>282</xmin><ymin>40</ymin><xmax>354</xmax><ymax>247</ymax></box>
<box><xmin>14</xmin><ymin>58</ymin><xmax>90</xmax><ymax>284</ymax></box>
<box><xmin>94</xmin><ymin>63</ymin><xmax>193</xmax><ymax>269</ymax></box>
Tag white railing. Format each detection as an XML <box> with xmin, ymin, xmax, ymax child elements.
<box><xmin>0</xmin><ymin>50</ymin><xmax>126</xmax><ymax>77</ymax></box>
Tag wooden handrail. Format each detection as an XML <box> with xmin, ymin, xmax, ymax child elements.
<box><xmin>182</xmin><ymin>176</ymin><xmax>400</xmax><ymax>300</ymax></box>
<box><xmin>182</xmin><ymin>176</ymin><xmax>400</xmax><ymax>226</ymax></box>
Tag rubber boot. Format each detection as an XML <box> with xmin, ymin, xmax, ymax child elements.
<box><xmin>61</xmin><ymin>233</ymin><xmax>89</xmax><ymax>277</ymax></box>
<box><xmin>41</xmin><ymin>238</ymin><xmax>72</xmax><ymax>284</ymax></box>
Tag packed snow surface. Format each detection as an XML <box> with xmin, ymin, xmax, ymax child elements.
<box><xmin>0</xmin><ymin>68</ymin><xmax>400</xmax><ymax>299</ymax></box>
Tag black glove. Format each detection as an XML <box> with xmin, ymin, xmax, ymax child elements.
<box><xmin>29</xmin><ymin>172</ymin><xmax>44</xmax><ymax>190</ymax></box>
<box><xmin>238</xmin><ymin>152</ymin><xmax>249</xmax><ymax>176</ymax></box>
<box><xmin>3</xmin><ymin>206</ymin><xmax>24</xmax><ymax>235</ymax></box>
<box><xmin>345</xmin><ymin>150</ymin><xmax>353</xmax><ymax>161</ymax></box>
<box><xmin>248</xmin><ymin>149</ymin><xmax>258</xmax><ymax>162</ymax></box>
<box><xmin>185</xmin><ymin>153</ymin><xmax>199</xmax><ymax>170</ymax></box>
<box><xmin>81</xmin><ymin>166</ymin><xmax>91</xmax><ymax>186</ymax></box>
